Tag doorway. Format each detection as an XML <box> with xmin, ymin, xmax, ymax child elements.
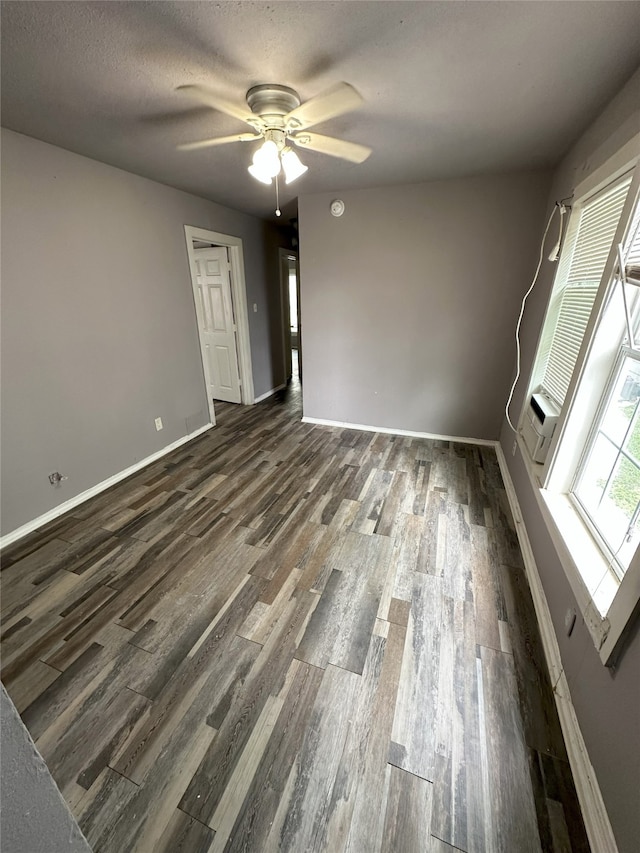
<box><xmin>185</xmin><ymin>226</ymin><xmax>255</xmax><ymax>426</ymax></box>
<box><xmin>279</xmin><ymin>249</ymin><xmax>301</xmax><ymax>386</ymax></box>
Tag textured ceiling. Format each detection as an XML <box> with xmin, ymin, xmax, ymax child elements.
<box><xmin>1</xmin><ymin>1</ymin><xmax>639</xmax><ymax>220</ymax></box>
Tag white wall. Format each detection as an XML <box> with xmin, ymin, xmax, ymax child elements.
<box><xmin>298</xmin><ymin>171</ymin><xmax>550</xmax><ymax>439</ymax></box>
<box><xmin>499</xmin><ymin>68</ymin><xmax>640</xmax><ymax>853</ymax></box>
<box><xmin>0</xmin><ymin>129</ymin><xmax>285</xmax><ymax>536</ymax></box>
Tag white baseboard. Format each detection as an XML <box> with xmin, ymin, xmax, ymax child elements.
<box><xmin>254</xmin><ymin>384</ymin><xmax>286</xmax><ymax>404</ymax></box>
<box><xmin>495</xmin><ymin>443</ymin><xmax>618</xmax><ymax>853</ymax></box>
<box><xmin>301</xmin><ymin>416</ymin><xmax>497</xmax><ymax>447</ymax></box>
<box><xmin>0</xmin><ymin>424</ymin><xmax>213</xmax><ymax>550</ymax></box>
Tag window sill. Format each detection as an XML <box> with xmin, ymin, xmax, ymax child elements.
<box><xmin>540</xmin><ymin>492</ymin><xmax>619</xmax><ymax>616</ymax></box>
<box><xmin>516</xmin><ymin>435</ymin><xmax>638</xmax><ymax>664</ymax></box>
<box><xmin>535</xmin><ymin>493</ymin><xmax>613</xmax><ymax>657</ymax></box>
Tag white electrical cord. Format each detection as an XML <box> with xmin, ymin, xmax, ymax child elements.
<box><xmin>505</xmin><ymin>203</ymin><xmax>563</xmax><ymax>432</ymax></box>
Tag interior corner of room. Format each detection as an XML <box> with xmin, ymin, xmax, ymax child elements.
<box><xmin>1</xmin><ymin>4</ymin><xmax>639</xmax><ymax>853</ymax></box>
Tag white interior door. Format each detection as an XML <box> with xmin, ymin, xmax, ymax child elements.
<box><xmin>193</xmin><ymin>247</ymin><xmax>242</xmax><ymax>404</ymax></box>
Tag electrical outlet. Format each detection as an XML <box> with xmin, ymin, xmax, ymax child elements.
<box><xmin>155</xmin><ymin>417</ymin><xmax>163</xmax><ymax>431</ymax></box>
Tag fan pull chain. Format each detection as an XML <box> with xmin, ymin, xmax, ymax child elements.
<box><xmin>275</xmin><ymin>173</ymin><xmax>281</xmax><ymax>217</ymax></box>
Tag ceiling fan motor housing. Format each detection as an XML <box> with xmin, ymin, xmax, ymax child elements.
<box><xmin>246</xmin><ymin>84</ymin><xmax>301</xmax><ymax>131</ymax></box>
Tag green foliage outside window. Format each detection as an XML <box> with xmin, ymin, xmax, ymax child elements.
<box><xmin>608</xmin><ymin>405</ymin><xmax>640</xmax><ymax>517</ymax></box>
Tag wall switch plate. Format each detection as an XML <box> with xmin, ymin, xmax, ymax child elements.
<box><xmin>155</xmin><ymin>417</ymin><xmax>163</xmax><ymax>431</ymax></box>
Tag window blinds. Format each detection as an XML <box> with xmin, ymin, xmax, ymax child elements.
<box><xmin>625</xmin><ymin>205</ymin><xmax>640</xmax><ymax>271</ymax></box>
<box><xmin>539</xmin><ymin>174</ymin><xmax>632</xmax><ymax>407</ymax></box>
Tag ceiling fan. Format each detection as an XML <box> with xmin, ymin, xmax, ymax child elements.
<box><xmin>176</xmin><ymin>82</ymin><xmax>372</xmax><ymax>192</ymax></box>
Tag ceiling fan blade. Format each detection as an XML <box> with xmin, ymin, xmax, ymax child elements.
<box><xmin>291</xmin><ymin>132</ymin><xmax>372</xmax><ymax>164</ymax></box>
<box><xmin>177</xmin><ymin>133</ymin><xmax>261</xmax><ymax>151</ymax></box>
<box><xmin>176</xmin><ymin>84</ymin><xmax>259</xmax><ymax>127</ymax></box>
<box><xmin>284</xmin><ymin>82</ymin><xmax>364</xmax><ymax>131</ymax></box>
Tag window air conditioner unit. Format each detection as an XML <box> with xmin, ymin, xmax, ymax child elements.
<box><xmin>521</xmin><ymin>392</ymin><xmax>560</xmax><ymax>464</ymax></box>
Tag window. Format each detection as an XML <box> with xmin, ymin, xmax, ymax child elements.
<box><xmin>522</xmin><ymin>143</ymin><xmax>640</xmax><ymax>664</ymax></box>
<box><xmin>571</xmin><ymin>198</ymin><xmax>640</xmax><ymax>578</ymax></box>
<box><xmin>574</xmin><ymin>352</ymin><xmax>640</xmax><ymax>575</ymax></box>
<box><xmin>535</xmin><ymin>175</ymin><xmax>632</xmax><ymax>408</ymax></box>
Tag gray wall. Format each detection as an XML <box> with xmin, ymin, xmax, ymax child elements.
<box><xmin>298</xmin><ymin>171</ymin><xmax>550</xmax><ymax>439</ymax></box>
<box><xmin>499</xmin><ymin>68</ymin><xmax>640</xmax><ymax>853</ymax></box>
<box><xmin>1</xmin><ymin>685</ymin><xmax>91</xmax><ymax>853</ymax></box>
<box><xmin>1</xmin><ymin>129</ymin><xmax>286</xmax><ymax>536</ymax></box>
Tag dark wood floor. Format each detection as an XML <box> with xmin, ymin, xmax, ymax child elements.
<box><xmin>1</xmin><ymin>368</ymin><xmax>589</xmax><ymax>853</ymax></box>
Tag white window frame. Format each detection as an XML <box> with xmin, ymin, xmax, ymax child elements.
<box><xmin>571</xmin><ymin>344</ymin><xmax>640</xmax><ymax>581</ymax></box>
<box><xmin>518</xmin><ymin>134</ymin><xmax>640</xmax><ymax>665</ymax></box>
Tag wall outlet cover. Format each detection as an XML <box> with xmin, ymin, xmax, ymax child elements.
<box><xmin>155</xmin><ymin>417</ymin><xmax>163</xmax><ymax>431</ymax></box>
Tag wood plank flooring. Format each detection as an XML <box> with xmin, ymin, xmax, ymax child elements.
<box><xmin>1</xmin><ymin>368</ymin><xmax>590</xmax><ymax>852</ymax></box>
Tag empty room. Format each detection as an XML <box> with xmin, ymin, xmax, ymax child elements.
<box><xmin>1</xmin><ymin>2</ymin><xmax>639</xmax><ymax>852</ymax></box>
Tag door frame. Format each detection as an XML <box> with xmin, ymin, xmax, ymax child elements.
<box><xmin>184</xmin><ymin>225</ymin><xmax>254</xmax><ymax>425</ymax></box>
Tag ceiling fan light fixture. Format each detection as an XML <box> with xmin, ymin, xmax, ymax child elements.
<box><xmin>178</xmin><ymin>82</ymin><xmax>371</xmax><ymax>207</ymax></box>
<box><xmin>281</xmin><ymin>148</ymin><xmax>308</xmax><ymax>184</ymax></box>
